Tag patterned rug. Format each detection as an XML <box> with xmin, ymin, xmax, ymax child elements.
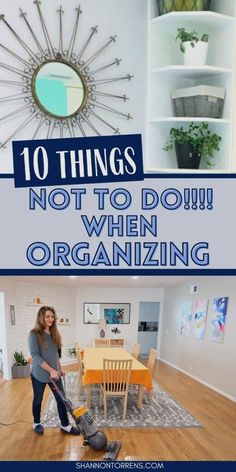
<box><xmin>42</xmin><ymin>372</ymin><xmax>202</xmax><ymax>429</ymax></box>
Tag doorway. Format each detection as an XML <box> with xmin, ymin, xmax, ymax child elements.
<box><xmin>138</xmin><ymin>302</ymin><xmax>160</xmax><ymax>357</ymax></box>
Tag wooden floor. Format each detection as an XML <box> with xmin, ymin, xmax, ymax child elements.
<box><xmin>0</xmin><ymin>360</ymin><xmax>236</xmax><ymax>461</ymax></box>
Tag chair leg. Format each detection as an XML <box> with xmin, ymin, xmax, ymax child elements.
<box><xmin>78</xmin><ymin>377</ymin><xmax>82</xmax><ymax>400</ymax></box>
<box><xmin>123</xmin><ymin>394</ymin><xmax>128</xmax><ymax>420</ymax></box>
<box><xmin>147</xmin><ymin>391</ymin><xmax>152</xmax><ymax>402</ymax></box>
<box><xmin>104</xmin><ymin>395</ymin><xmax>107</xmax><ymax>419</ymax></box>
<box><xmin>137</xmin><ymin>385</ymin><xmax>144</xmax><ymax>410</ymax></box>
<box><xmin>100</xmin><ymin>387</ymin><xmax>103</xmax><ymax>406</ymax></box>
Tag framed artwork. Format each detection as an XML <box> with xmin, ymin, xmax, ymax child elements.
<box><xmin>209</xmin><ymin>297</ymin><xmax>229</xmax><ymax>343</ymax></box>
<box><xmin>192</xmin><ymin>300</ymin><xmax>208</xmax><ymax>340</ymax></box>
<box><xmin>84</xmin><ymin>303</ymin><xmax>130</xmax><ymax>324</ymax></box>
<box><xmin>180</xmin><ymin>300</ymin><xmax>192</xmax><ymax>336</ymax></box>
<box><xmin>84</xmin><ymin>304</ymin><xmax>100</xmax><ymax>324</ymax></box>
<box><xmin>9</xmin><ymin>305</ymin><xmax>16</xmax><ymax>327</ymax></box>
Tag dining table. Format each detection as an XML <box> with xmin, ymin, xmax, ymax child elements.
<box><xmin>82</xmin><ymin>347</ymin><xmax>153</xmax><ymax>409</ymax></box>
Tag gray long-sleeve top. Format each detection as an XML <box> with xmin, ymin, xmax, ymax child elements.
<box><xmin>28</xmin><ymin>331</ymin><xmax>59</xmax><ymax>383</ymax></box>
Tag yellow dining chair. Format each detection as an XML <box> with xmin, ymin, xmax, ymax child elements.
<box><xmin>75</xmin><ymin>341</ymin><xmax>84</xmax><ymax>356</ymax></box>
<box><xmin>135</xmin><ymin>348</ymin><xmax>157</xmax><ymax>404</ymax></box>
<box><xmin>131</xmin><ymin>343</ymin><xmax>140</xmax><ymax>360</ymax></box>
<box><xmin>100</xmin><ymin>358</ymin><xmax>132</xmax><ymax>420</ymax></box>
<box><xmin>146</xmin><ymin>348</ymin><xmax>157</xmax><ymax>401</ymax></box>
<box><xmin>147</xmin><ymin>348</ymin><xmax>157</xmax><ymax>374</ymax></box>
<box><xmin>93</xmin><ymin>338</ymin><xmax>110</xmax><ymax>347</ymax></box>
<box><xmin>76</xmin><ymin>347</ymin><xmax>85</xmax><ymax>400</ymax></box>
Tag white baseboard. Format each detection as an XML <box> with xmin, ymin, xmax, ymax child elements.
<box><xmin>159</xmin><ymin>356</ymin><xmax>236</xmax><ymax>403</ymax></box>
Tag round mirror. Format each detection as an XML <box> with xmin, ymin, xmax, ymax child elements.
<box><xmin>33</xmin><ymin>61</ymin><xmax>87</xmax><ymax>118</ymax></box>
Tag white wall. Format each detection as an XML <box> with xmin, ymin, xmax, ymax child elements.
<box><xmin>159</xmin><ymin>277</ymin><xmax>236</xmax><ymax>401</ymax></box>
<box><xmin>0</xmin><ymin>279</ymin><xmax>18</xmax><ymax>379</ymax></box>
<box><xmin>75</xmin><ymin>286</ymin><xmax>164</xmax><ymax>352</ymax></box>
<box><xmin>0</xmin><ymin>293</ymin><xmax>4</xmax><ymax>351</ymax></box>
<box><xmin>0</xmin><ymin>277</ymin><xmax>77</xmax><ymax>378</ymax></box>
<box><xmin>0</xmin><ymin>292</ymin><xmax>7</xmax><ymax>377</ymax></box>
<box><xmin>0</xmin><ymin>0</ymin><xmax>148</xmax><ymax>173</ymax></box>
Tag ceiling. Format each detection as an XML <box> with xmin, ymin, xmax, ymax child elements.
<box><xmin>11</xmin><ymin>275</ymin><xmax>194</xmax><ymax>289</ymax></box>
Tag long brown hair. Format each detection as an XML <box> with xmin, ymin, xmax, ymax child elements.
<box><xmin>31</xmin><ymin>306</ymin><xmax>62</xmax><ymax>348</ymax></box>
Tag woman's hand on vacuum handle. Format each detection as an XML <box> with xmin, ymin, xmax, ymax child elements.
<box><xmin>40</xmin><ymin>361</ymin><xmax>59</xmax><ymax>379</ymax></box>
<box><xmin>50</xmin><ymin>368</ymin><xmax>59</xmax><ymax>380</ymax></box>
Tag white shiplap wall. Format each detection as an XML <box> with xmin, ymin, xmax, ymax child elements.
<box><xmin>15</xmin><ymin>281</ymin><xmax>76</xmax><ymax>358</ymax></box>
<box><xmin>0</xmin><ymin>278</ymin><xmax>77</xmax><ymax>378</ymax></box>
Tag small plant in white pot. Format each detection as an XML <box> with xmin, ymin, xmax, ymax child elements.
<box><xmin>176</xmin><ymin>28</ymin><xmax>209</xmax><ymax>66</ymax></box>
<box><xmin>67</xmin><ymin>346</ymin><xmax>77</xmax><ymax>357</ymax></box>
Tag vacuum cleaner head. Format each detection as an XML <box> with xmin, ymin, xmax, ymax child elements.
<box><xmin>103</xmin><ymin>440</ymin><xmax>122</xmax><ymax>461</ymax></box>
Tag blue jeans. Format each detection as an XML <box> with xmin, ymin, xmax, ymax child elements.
<box><xmin>31</xmin><ymin>374</ymin><xmax>69</xmax><ymax>427</ymax></box>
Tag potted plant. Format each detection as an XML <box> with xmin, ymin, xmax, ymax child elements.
<box><xmin>156</xmin><ymin>0</ymin><xmax>211</xmax><ymax>15</ymax></box>
<box><xmin>176</xmin><ymin>28</ymin><xmax>209</xmax><ymax>65</ymax></box>
<box><xmin>111</xmin><ymin>326</ymin><xmax>121</xmax><ymax>338</ymax></box>
<box><xmin>67</xmin><ymin>346</ymin><xmax>76</xmax><ymax>357</ymax></box>
<box><xmin>164</xmin><ymin>122</ymin><xmax>222</xmax><ymax>169</ymax></box>
<box><xmin>12</xmin><ymin>350</ymin><xmax>30</xmax><ymax>378</ymax></box>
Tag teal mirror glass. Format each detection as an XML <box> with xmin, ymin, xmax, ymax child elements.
<box><xmin>33</xmin><ymin>62</ymin><xmax>86</xmax><ymax>118</ymax></box>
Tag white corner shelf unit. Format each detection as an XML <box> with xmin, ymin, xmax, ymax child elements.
<box><xmin>146</xmin><ymin>0</ymin><xmax>236</xmax><ymax>173</ymax></box>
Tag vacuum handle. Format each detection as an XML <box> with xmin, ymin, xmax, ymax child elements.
<box><xmin>50</xmin><ymin>376</ymin><xmax>60</xmax><ymax>392</ymax></box>
<box><xmin>50</xmin><ymin>375</ymin><xmax>73</xmax><ymax>413</ymax></box>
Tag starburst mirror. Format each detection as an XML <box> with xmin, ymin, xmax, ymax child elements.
<box><xmin>0</xmin><ymin>1</ymin><xmax>133</xmax><ymax>148</ymax></box>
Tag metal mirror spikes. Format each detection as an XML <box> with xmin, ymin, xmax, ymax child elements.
<box><xmin>0</xmin><ymin>1</ymin><xmax>133</xmax><ymax>148</ymax></box>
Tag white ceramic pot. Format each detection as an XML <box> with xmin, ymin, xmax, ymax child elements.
<box><xmin>183</xmin><ymin>41</ymin><xmax>208</xmax><ymax>66</ymax></box>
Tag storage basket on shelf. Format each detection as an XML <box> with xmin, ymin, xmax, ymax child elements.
<box><xmin>172</xmin><ymin>85</ymin><xmax>226</xmax><ymax>118</ymax></box>
<box><xmin>156</xmin><ymin>0</ymin><xmax>211</xmax><ymax>15</ymax></box>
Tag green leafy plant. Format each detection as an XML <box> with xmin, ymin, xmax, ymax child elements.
<box><xmin>67</xmin><ymin>347</ymin><xmax>76</xmax><ymax>356</ymax></box>
<box><xmin>111</xmin><ymin>327</ymin><xmax>121</xmax><ymax>335</ymax></box>
<box><xmin>164</xmin><ymin>122</ymin><xmax>222</xmax><ymax>164</ymax></box>
<box><xmin>13</xmin><ymin>350</ymin><xmax>28</xmax><ymax>366</ymax></box>
<box><xmin>176</xmin><ymin>28</ymin><xmax>209</xmax><ymax>53</ymax></box>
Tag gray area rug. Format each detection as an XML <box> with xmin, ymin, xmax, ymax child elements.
<box><xmin>42</xmin><ymin>372</ymin><xmax>202</xmax><ymax>429</ymax></box>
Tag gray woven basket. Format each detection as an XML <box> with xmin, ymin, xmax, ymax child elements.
<box><xmin>173</xmin><ymin>96</ymin><xmax>224</xmax><ymax>118</ymax></box>
<box><xmin>172</xmin><ymin>86</ymin><xmax>225</xmax><ymax>118</ymax></box>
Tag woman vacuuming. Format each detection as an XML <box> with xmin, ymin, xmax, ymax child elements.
<box><xmin>28</xmin><ymin>305</ymin><xmax>80</xmax><ymax>435</ymax></box>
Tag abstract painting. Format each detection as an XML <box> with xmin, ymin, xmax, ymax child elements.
<box><xmin>180</xmin><ymin>301</ymin><xmax>192</xmax><ymax>336</ymax></box>
<box><xmin>103</xmin><ymin>304</ymin><xmax>130</xmax><ymax>324</ymax></box>
<box><xmin>209</xmin><ymin>297</ymin><xmax>229</xmax><ymax>343</ymax></box>
<box><xmin>192</xmin><ymin>300</ymin><xmax>208</xmax><ymax>339</ymax></box>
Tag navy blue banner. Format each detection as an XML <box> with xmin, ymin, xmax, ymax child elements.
<box><xmin>0</xmin><ymin>461</ymin><xmax>235</xmax><ymax>471</ymax></box>
<box><xmin>12</xmin><ymin>134</ymin><xmax>144</xmax><ymax>188</ymax></box>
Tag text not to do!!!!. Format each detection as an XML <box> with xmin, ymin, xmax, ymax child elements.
<box><xmin>29</xmin><ymin>187</ymin><xmax>213</xmax><ymax>211</ymax></box>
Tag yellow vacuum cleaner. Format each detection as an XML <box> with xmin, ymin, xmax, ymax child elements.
<box><xmin>50</xmin><ymin>377</ymin><xmax>121</xmax><ymax>461</ymax></box>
